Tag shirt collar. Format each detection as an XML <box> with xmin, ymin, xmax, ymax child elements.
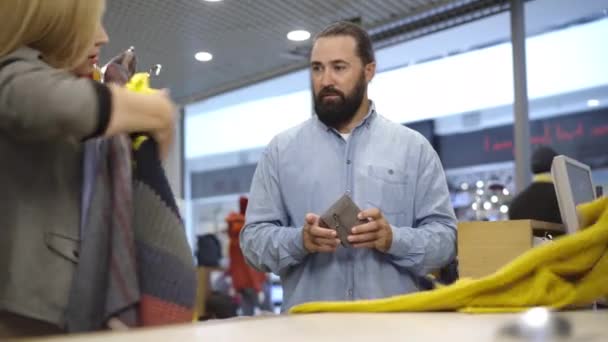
<box><xmin>533</xmin><ymin>172</ymin><xmax>553</xmax><ymax>183</ymax></box>
<box><xmin>314</xmin><ymin>100</ymin><xmax>377</xmax><ymax>133</ymax></box>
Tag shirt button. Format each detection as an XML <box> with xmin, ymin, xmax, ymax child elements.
<box><xmin>346</xmin><ymin>160</ymin><xmax>352</xmax><ymax>165</ymax></box>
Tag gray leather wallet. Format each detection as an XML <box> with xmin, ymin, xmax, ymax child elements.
<box><xmin>319</xmin><ymin>194</ymin><xmax>366</xmax><ymax>247</ymax></box>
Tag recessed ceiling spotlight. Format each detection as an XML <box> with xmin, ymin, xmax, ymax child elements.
<box><xmin>587</xmin><ymin>99</ymin><xmax>600</xmax><ymax>107</ymax></box>
<box><xmin>194</xmin><ymin>51</ymin><xmax>213</xmax><ymax>62</ymax></box>
<box><xmin>287</xmin><ymin>30</ymin><xmax>311</xmax><ymax>42</ymax></box>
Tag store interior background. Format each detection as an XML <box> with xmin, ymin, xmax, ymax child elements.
<box><xmin>103</xmin><ymin>0</ymin><xmax>608</xmax><ymax>314</ymax></box>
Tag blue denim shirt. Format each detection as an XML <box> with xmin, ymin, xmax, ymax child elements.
<box><xmin>241</xmin><ymin>102</ymin><xmax>457</xmax><ymax>311</ymax></box>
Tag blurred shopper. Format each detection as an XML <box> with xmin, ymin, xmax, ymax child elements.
<box><xmin>227</xmin><ymin>196</ymin><xmax>268</xmax><ymax>315</ymax></box>
<box><xmin>0</xmin><ymin>0</ymin><xmax>184</xmax><ymax>337</ymax></box>
<box><xmin>241</xmin><ymin>21</ymin><xmax>457</xmax><ymax>311</ymax></box>
<box><xmin>509</xmin><ymin>146</ymin><xmax>563</xmax><ymax>223</ymax></box>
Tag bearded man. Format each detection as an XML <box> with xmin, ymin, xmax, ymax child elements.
<box><xmin>240</xmin><ymin>21</ymin><xmax>457</xmax><ymax>311</ymax></box>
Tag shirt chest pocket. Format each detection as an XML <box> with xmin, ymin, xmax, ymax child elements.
<box><xmin>362</xmin><ymin>165</ymin><xmax>409</xmax><ymax>215</ymax></box>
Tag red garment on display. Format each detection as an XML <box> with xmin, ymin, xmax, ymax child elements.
<box><xmin>227</xmin><ymin>211</ymin><xmax>267</xmax><ymax>292</ymax></box>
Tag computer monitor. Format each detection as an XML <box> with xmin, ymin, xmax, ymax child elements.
<box><xmin>551</xmin><ymin>155</ymin><xmax>596</xmax><ymax>234</ymax></box>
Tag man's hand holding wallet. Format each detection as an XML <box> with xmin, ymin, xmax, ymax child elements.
<box><xmin>302</xmin><ymin>194</ymin><xmax>393</xmax><ymax>253</ymax></box>
<box><xmin>302</xmin><ymin>213</ymin><xmax>341</xmax><ymax>253</ymax></box>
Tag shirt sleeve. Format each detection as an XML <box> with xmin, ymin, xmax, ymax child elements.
<box><xmin>0</xmin><ymin>58</ymin><xmax>111</xmax><ymax>141</ymax></box>
<box><xmin>385</xmin><ymin>140</ymin><xmax>457</xmax><ymax>275</ymax></box>
<box><xmin>240</xmin><ymin>139</ymin><xmax>308</xmax><ymax>275</ymax></box>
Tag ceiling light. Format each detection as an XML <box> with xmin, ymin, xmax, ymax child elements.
<box><xmin>195</xmin><ymin>51</ymin><xmax>213</xmax><ymax>62</ymax></box>
<box><xmin>587</xmin><ymin>99</ymin><xmax>600</xmax><ymax>107</ymax></box>
<box><xmin>287</xmin><ymin>30</ymin><xmax>311</xmax><ymax>42</ymax></box>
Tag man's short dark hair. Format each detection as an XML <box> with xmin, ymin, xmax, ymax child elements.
<box><xmin>314</xmin><ymin>21</ymin><xmax>375</xmax><ymax>65</ymax></box>
<box><xmin>531</xmin><ymin>146</ymin><xmax>558</xmax><ymax>174</ymax></box>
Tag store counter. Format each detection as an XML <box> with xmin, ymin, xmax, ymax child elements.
<box><xmin>25</xmin><ymin>310</ymin><xmax>608</xmax><ymax>342</ymax></box>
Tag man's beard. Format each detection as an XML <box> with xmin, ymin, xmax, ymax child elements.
<box><xmin>313</xmin><ymin>73</ymin><xmax>367</xmax><ymax>129</ymax></box>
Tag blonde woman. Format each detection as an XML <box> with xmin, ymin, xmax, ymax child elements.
<box><xmin>0</xmin><ymin>0</ymin><xmax>177</xmax><ymax>337</ymax></box>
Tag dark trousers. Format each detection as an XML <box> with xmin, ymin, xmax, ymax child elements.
<box><xmin>239</xmin><ymin>288</ymin><xmax>259</xmax><ymax>316</ymax></box>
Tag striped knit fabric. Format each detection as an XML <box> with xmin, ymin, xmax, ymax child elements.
<box><xmin>131</xmin><ymin>134</ymin><xmax>196</xmax><ymax>326</ymax></box>
<box><xmin>65</xmin><ymin>50</ymin><xmax>195</xmax><ymax>332</ymax></box>
<box><xmin>66</xmin><ymin>134</ymin><xmax>196</xmax><ymax>332</ymax></box>
<box><xmin>66</xmin><ymin>136</ymin><xmax>140</xmax><ymax>331</ymax></box>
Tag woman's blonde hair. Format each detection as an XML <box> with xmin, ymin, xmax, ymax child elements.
<box><xmin>0</xmin><ymin>0</ymin><xmax>105</xmax><ymax>69</ymax></box>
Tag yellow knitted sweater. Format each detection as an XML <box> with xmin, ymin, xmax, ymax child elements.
<box><xmin>291</xmin><ymin>197</ymin><xmax>608</xmax><ymax>314</ymax></box>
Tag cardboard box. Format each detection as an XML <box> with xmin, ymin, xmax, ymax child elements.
<box><xmin>458</xmin><ymin>220</ymin><xmax>565</xmax><ymax>279</ymax></box>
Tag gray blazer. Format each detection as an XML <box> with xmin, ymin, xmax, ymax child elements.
<box><xmin>0</xmin><ymin>47</ymin><xmax>111</xmax><ymax>326</ymax></box>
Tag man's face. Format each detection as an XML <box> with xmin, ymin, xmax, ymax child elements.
<box><xmin>310</xmin><ymin>35</ymin><xmax>373</xmax><ymax>129</ymax></box>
